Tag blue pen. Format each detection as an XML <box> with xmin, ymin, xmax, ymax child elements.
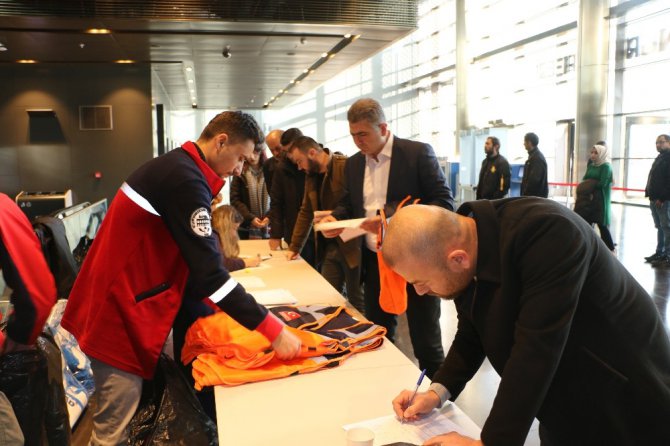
<box><xmin>402</xmin><ymin>368</ymin><xmax>427</xmax><ymax>423</ymax></box>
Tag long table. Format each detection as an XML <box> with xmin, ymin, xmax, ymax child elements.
<box><xmin>214</xmin><ymin>240</ymin><xmax>480</xmax><ymax>445</ymax></box>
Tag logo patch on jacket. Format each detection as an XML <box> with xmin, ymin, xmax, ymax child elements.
<box><xmin>190</xmin><ymin>207</ymin><xmax>212</xmax><ymax>237</ymax></box>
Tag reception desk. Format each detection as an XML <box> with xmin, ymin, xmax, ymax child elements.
<box><xmin>214</xmin><ymin>240</ymin><xmax>481</xmax><ymax>445</ymax></box>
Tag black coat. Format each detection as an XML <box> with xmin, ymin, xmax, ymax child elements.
<box><xmin>434</xmin><ymin>198</ymin><xmax>670</xmax><ymax>445</ymax></box>
<box><xmin>520</xmin><ymin>147</ymin><xmax>548</xmax><ymax>198</ymax></box>
<box><xmin>645</xmin><ymin>150</ymin><xmax>670</xmax><ymax>201</ymax></box>
<box><xmin>332</xmin><ymin>136</ymin><xmax>454</xmax><ymax>221</ymax></box>
<box><xmin>267</xmin><ymin>159</ymin><xmax>305</xmax><ymax>244</ymax></box>
<box><xmin>573</xmin><ymin>178</ymin><xmax>603</xmax><ymax>224</ymax></box>
<box><xmin>476</xmin><ymin>153</ymin><xmax>511</xmax><ymax>199</ymax></box>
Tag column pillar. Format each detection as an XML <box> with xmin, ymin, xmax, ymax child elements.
<box><xmin>574</xmin><ymin>0</ymin><xmax>610</xmax><ymax>180</ymax></box>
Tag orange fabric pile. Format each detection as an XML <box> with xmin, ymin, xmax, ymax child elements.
<box><xmin>182</xmin><ymin>305</ymin><xmax>386</xmax><ymax>388</ymax></box>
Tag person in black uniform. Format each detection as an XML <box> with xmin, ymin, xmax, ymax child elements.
<box><xmin>520</xmin><ymin>132</ymin><xmax>548</xmax><ymax>198</ymax></box>
<box><xmin>476</xmin><ymin>136</ymin><xmax>511</xmax><ymax>199</ymax></box>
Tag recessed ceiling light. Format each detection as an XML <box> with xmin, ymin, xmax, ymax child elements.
<box><xmin>17</xmin><ymin>59</ymin><xmax>37</xmax><ymax>63</ymax></box>
<box><xmin>344</xmin><ymin>34</ymin><xmax>351</xmax><ymax>38</ymax></box>
<box><xmin>115</xmin><ymin>59</ymin><xmax>134</xmax><ymax>64</ymax></box>
<box><xmin>185</xmin><ymin>66</ymin><xmax>193</xmax><ymax>72</ymax></box>
<box><xmin>86</xmin><ymin>28</ymin><xmax>111</xmax><ymax>34</ymax></box>
<box><xmin>0</xmin><ymin>46</ymin><xmax>7</xmax><ymax>52</ymax></box>
<box><xmin>321</xmin><ymin>52</ymin><xmax>328</xmax><ymax>58</ymax></box>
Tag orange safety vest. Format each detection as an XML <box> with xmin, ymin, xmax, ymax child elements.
<box><xmin>377</xmin><ymin>195</ymin><xmax>418</xmax><ymax>315</ymax></box>
<box><xmin>182</xmin><ymin>305</ymin><xmax>386</xmax><ymax>388</ymax></box>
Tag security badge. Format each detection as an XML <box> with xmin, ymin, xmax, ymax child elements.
<box><xmin>190</xmin><ymin>207</ymin><xmax>212</xmax><ymax>237</ymax></box>
<box><xmin>490</xmin><ymin>165</ymin><xmax>496</xmax><ymax>173</ymax></box>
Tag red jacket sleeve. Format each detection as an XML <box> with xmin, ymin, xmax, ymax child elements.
<box><xmin>0</xmin><ymin>194</ymin><xmax>57</xmax><ymax>345</ymax></box>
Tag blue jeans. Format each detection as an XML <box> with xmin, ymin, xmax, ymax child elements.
<box><xmin>650</xmin><ymin>200</ymin><xmax>667</xmax><ymax>255</ymax></box>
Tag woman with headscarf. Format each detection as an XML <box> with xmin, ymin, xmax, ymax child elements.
<box><xmin>583</xmin><ymin>143</ymin><xmax>615</xmax><ymax>251</ymax></box>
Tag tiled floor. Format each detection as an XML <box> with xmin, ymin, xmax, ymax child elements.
<box><xmin>394</xmin><ymin>201</ymin><xmax>670</xmax><ymax>445</ymax></box>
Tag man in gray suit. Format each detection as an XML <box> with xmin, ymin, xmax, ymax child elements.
<box><xmin>323</xmin><ymin>98</ymin><xmax>454</xmax><ymax>378</ymax></box>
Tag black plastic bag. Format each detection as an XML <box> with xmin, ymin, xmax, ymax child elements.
<box><xmin>36</xmin><ymin>333</ymin><xmax>72</xmax><ymax>446</ymax></box>
<box><xmin>0</xmin><ymin>347</ymin><xmax>48</xmax><ymax>446</ymax></box>
<box><xmin>127</xmin><ymin>354</ymin><xmax>218</xmax><ymax>445</ymax></box>
<box><xmin>0</xmin><ymin>332</ymin><xmax>71</xmax><ymax>446</ymax></box>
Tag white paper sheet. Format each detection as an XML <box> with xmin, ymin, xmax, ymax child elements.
<box><xmin>251</xmin><ymin>288</ymin><xmax>298</xmax><ymax>306</ymax></box>
<box><xmin>314</xmin><ymin>217</ymin><xmax>367</xmax><ymax>232</ymax></box>
<box><xmin>342</xmin><ymin>410</ymin><xmax>469</xmax><ymax>446</ymax></box>
<box><xmin>314</xmin><ymin>218</ymin><xmax>368</xmax><ymax>242</ymax></box>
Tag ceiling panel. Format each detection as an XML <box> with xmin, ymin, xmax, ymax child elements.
<box><xmin>0</xmin><ymin>1</ymin><xmax>416</xmax><ymax>110</ymax></box>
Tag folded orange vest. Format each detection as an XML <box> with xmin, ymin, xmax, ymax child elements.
<box><xmin>182</xmin><ymin>305</ymin><xmax>386</xmax><ymax>388</ymax></box>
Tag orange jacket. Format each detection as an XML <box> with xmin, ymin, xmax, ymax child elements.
<box><xmin>183</xmin><ymin>305</ymin><xmax>386</xmax><ymax>388</ymax></box>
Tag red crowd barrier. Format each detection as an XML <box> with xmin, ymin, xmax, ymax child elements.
<box><xmin>548</xmin><ymin>182</ymin><xmax>645</xmax><ymax>193</ymax></box>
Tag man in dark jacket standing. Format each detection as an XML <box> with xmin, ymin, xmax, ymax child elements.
<box><xmin>476</xmin><ymin>136</ymin><xmax>511</xmax><ymax>199</ymax></box>
<box><xmin>385</xmin><ymin>200</ymin><xmax>670</xmax><ymax>446</ymax></box>
<box><xmin>644</xmin><ymin>133</ymin><xmax>670</xmax><ymax>266</ymax></box>
<box><xmin>322</xmin><ymin>98</ymin><xmax>454</xmax><ymax>378</ymax></box>
<box><xmin>262</xmin><ymin>129</ymin><xmax>284</xmax><ymax>192</ymax></box>
<box><xmin>520</xmin><ymin>132</ymin><xmax>548</xmax><ymax>197</ymax></box>
<box><xmin>267</xmin><ymin>128</ymin><xmax>316</xmax><ymax>267</ymax></box>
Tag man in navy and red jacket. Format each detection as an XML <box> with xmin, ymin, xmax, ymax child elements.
<box><xmin>0</xmin><ymin>193</ymin><xmax>58</xmax><ymax>444</ymax></box>
<box><xmin>61</xmin><ymin>111</ymin><xmax>301</xmax><ymax>445</ymax></box>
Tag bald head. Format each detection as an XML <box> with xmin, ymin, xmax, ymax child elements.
<box><xmin>265</xmin><ymin>129</ymin><xmax>284</xmax><ymax>157</ymax></box>
<box><xmin>382</xmin><ymin>205</ymin><xmax>477</xmax><ymax>300</ymax></box>
<box><xmin>383</xmin><ymin>205</ymin><xmax>471</xmax><ymax>268</ymax></box>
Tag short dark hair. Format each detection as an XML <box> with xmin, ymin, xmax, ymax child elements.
<box><xmin>347</xmin><ymin>98</ymin><xmax>386</xmax><ymax>125</ymax></box>
<box><xmin>488</xmin><ymin>136</ymin><xmax>500</xmax><ymax>149</ymax></box>
<box><xmin>199</xmin><ymin>111</ymin><xmax>264</xmax><ymax>145</ymax></box>
<box><xmin>524</xmin><ymin>132</ymin><xmax>539</xmax><ymax>147</ymax></box>
<box><xmin>290</xmin><ymin>136</ymin><xmax>322</xmax><ymax>155</ymax></box>
<box><xmin>280</xmin><ymin>128</ymin><xmax>303</xmax><ymax>146</ymax></box>
<box><xmin>657</xmin><ymin>134</ymin><xmax>670</xmax><ymax>143</ymax></box>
